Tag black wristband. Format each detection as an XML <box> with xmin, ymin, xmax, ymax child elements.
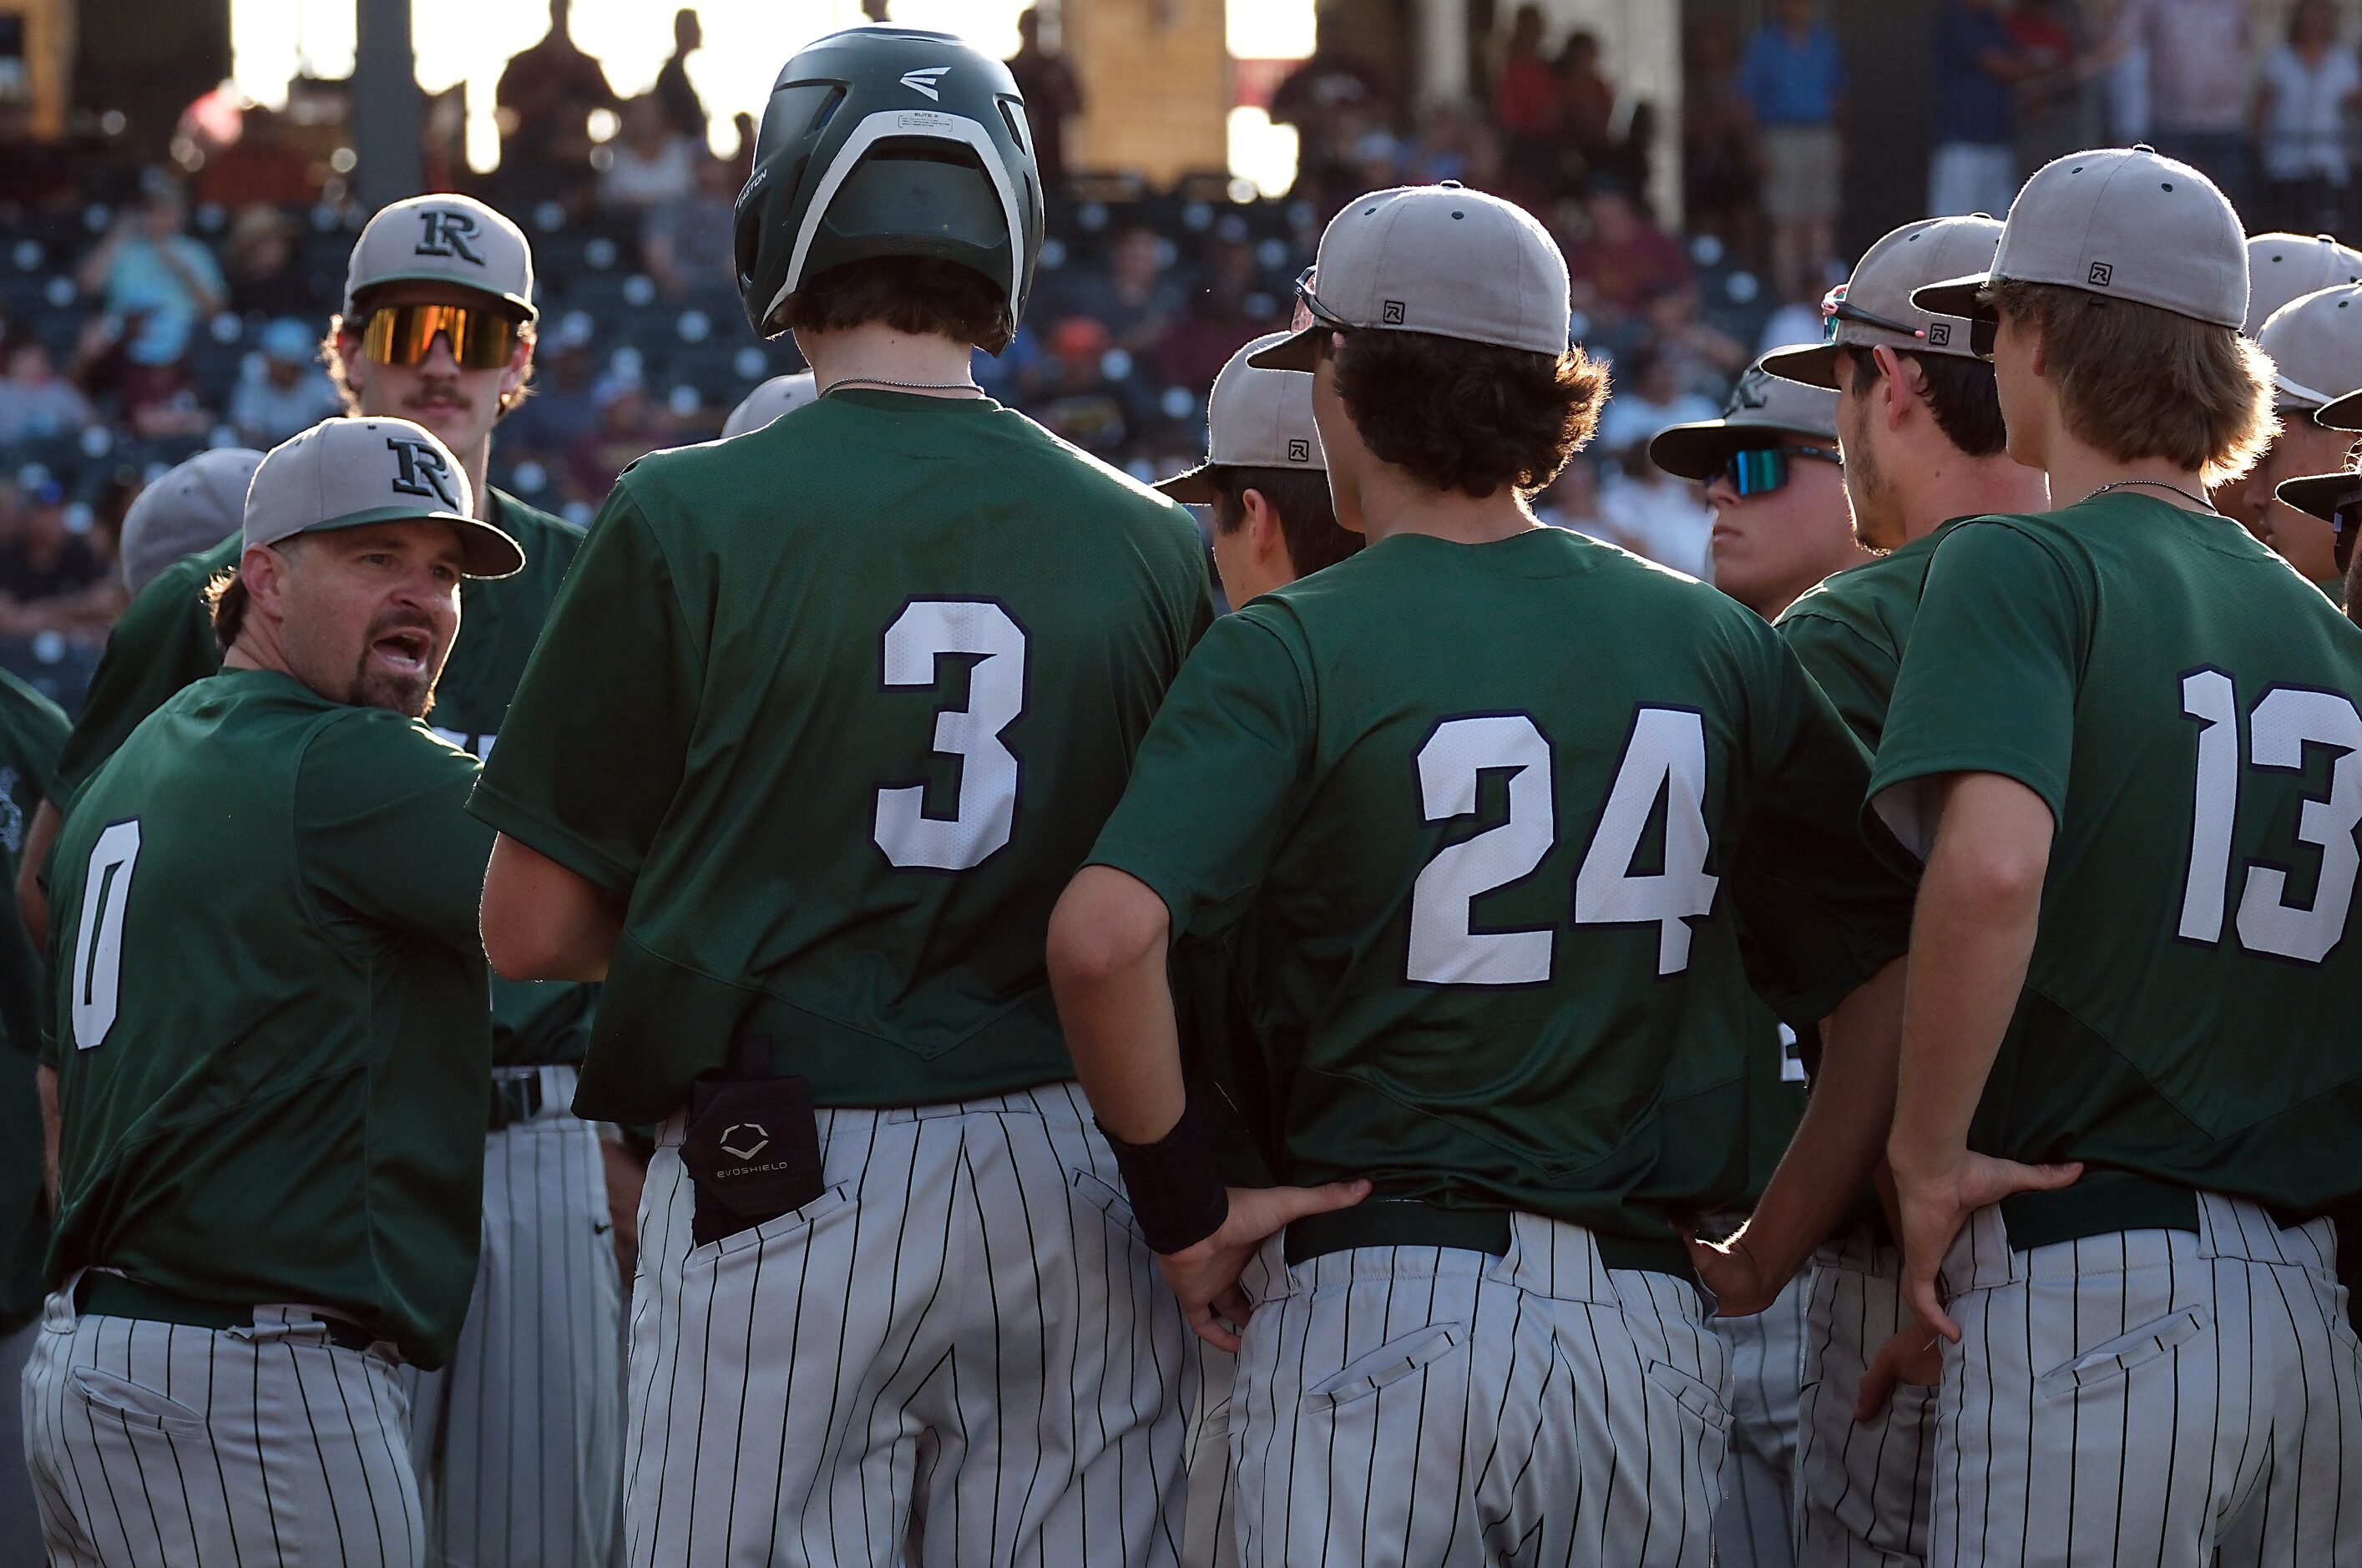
<box><xmin>1096</xmin><ymin>1095</ymin><xmax>1230</xmax><ymax>1255</ymax></box>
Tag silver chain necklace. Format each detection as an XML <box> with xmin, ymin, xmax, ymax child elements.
<box><xmin>819</xmin><ymin>375</ymin><xmax>984</xmax><ymax>397</ymax></box>
<box><xmin>2088</xmin><ymin>477</ymin><xmax>2218</xmax><ymax>513</ymax></box>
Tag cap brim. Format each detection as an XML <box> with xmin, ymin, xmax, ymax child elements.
<box><xmin>1646</xmin><ymin>419</ymin><xmax>1818</xmax><ymax>482</ymax></box>
<box><xmin>1153</xmin><ymin>463</ymin><xmax>1220</xmax><ymax>504</ymax></box>
<box><xmin>2276</xmin><ymin>470</ymin><xmax>2360</xmax><ymax>523</ymax></box>
<box><xmin>349</xmin><ymin>273</ymin><xmax>539</xmax><ymax>321</ymax></box>
<box><xmin>1759</xmin><ymin>342</ymin><xmax>1840</xmax><ymax>391</ymax></box>
<box><xmin>2317</xmin><ymin>389</ymin><xmax>2362</xmax><ymax>431</ymax></box>
<box><xmin>296</xmin><ymin>505</ymin><xmax>527</xmax><ymax>579</ymax></box>
<box><xmin>1909</xmin><ymin>273</ymin><xmax>1992</xmax><ymax>323</ymax></box>
<box><xmin>1247</xmin><ymin>328</ymin><xmax>1320</xmax><ymax>372</ymax></box>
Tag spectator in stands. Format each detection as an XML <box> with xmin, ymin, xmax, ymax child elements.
<box><xmin>600</xmin><ymin>95</ymin><xmax>697</xmax><ymax>215</ymax></box>
<box><xmin>1008</xmin><ymin>8</ymin><xmax>1084</xmax><ymax>204</ymax></box>
<box><xmin>1535</xmin><ymin>453</ymin><xmax>1606</xmax><ymax>536</ymax></box>
<box><xmin>1930</xmin><ymin>0</ymin><xmax>2029</xmax><ymax>219</ymax></box>
<box><xmin>1683</xmin><ymin>16</ymin><xmax>1763</xmax><ymax>273</ymax></box>
<box><xmin>0</xmin><ymin>339</ymin><xmax>92</xmax><ymax>447</ymax></box>
<box><xmin>1739</xmin><ymin>0</ymin><xmax>1847</xmax><ymax>304</ymax></box>
<box><xmin>2255</xmin><ymin>0</ymin><xmax>2362</xmax><ymax>235</ymax></box>
<box><xmin>1269</xmin><ymin>9</ymin><xmax>1389</xmax><ymax>216</ymax></box>
<box><xmin>566</xmin><ymin>368</ymin><xmax>679</xmax><ymax>506</ymax></box>
<box><xmin>1565</xmin><ymin>182</ymin><xmax>1692</xmax><ymax>324</ymax></box>
<box><xmin>1641</xmin><ymin>283</ymin><xmax>1752</xmax><ymax>397</ymax></box>
<box><xmin>75</xmin><ymin>181</ymin><xmax>226</xmax><ymax>393</ymax></box>
<box><xmin>0</xmin><ymin>478</ymin><xmax>114</xmax><ymax>642</ymax></box>
<box><xmin>222</xmin><ymin>206</ymin><xmax>313</xmax><ymax>321</ymax></box>
<box><xmin>1495</xmin><ymin>6</ymin><xmax>1563</xmax><ymax>206</ymax></box>
<box><xmin>654</xmin><ymin>9</ymin><xmax>706</xmax><ymax>146</ymax></box>
<box><xmin>1402</xmin><ymin>104</ymin><xmax>1500</xmax><ymax>190</ymax></box>
<box><xmin>501</xmin><ymin>331</ymin><xmax>600</xmax><ymax>470</ymax></box>
<box><xmin>1155</xmin><ymin>228</ymin><xmax>1272</xmax><ymax>396</ymax></box>
<box><xmin>193</xmin><ymin>106</ymin><xmax>319</xmax><ymax>210</ymax></box>
<box><xmin>1596</xmin><ymin>341</ymin><xmax>1719</xmax><ymax>454</ymax></box>
<box><xmin>1056</xmin><ymin>224</ymin><xmax>1184</xmax><ymax>359</ymax></box>
<box><xmin>1596</xmin><ymin>441</ymin><xmax>1713</xmax><ymax>578</ymax></box>
<box><xmin>642</xmin><ymin>153</ymin><xmax>736</xmax><ymax>301</ymax></box>
<box><xmin>1034</xmin><ymin>316</ymin><xmax>1126</xmax><ymax>454</ymax></box>
<box><xmin>229</xmin><ymin>317</ymin><xmax>341</xmax><ymax>448</ymax></box>
<box><xmin>1555</xmin><ymin>31</ymin><xmax>1621</xmax><ymax>189</ymax></box>
<box><xmin>496</xmin><ymin>0</ymin><xmax>619</xmax><ymax>207</ymax></box>
<box><xmin>2010</xmin><ymin>0</ymin><xmax>2091</xmax><ymax>169</ymax></box>
<box><xmin>728</xmin><ymin>111</ymin><xmax>757</xmax><ymax>185</ymax></box>
<box><xmin>2102</xmin><ymin>0</ymin><xmax>2252</xmax><ymax>204</ymax></box>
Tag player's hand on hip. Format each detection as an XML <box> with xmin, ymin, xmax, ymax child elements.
<box><xmin>1893</xmin><ymin>1148</ymin><xmax>2080</xmax><ymax>1342</ymax></box>
<box><xmin>1158</xmin><ymin>1180</ymin><xmax>1370</xmax><ymax>1353</ymax></box>
<box><xmin>1855</xmin><ymin>1316</ymin><xmax>1945</xmax><ymax>1422</ymax></box>
<box><xmin>1682</xmin><ymin>1229</ymin><xmax>1777</xmax><ymax>1318</ymax></box>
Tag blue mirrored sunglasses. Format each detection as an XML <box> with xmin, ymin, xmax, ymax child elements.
<box><xmin>1712</xmin><ymin>444</ymin><xmax>1841</xmax><ymax>497</ymax></box>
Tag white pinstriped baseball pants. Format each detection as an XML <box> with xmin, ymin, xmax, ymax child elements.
<box><xmin>624</xmin><ymin>1082</ymin><xmax>1192</xmax><ymax>1568</ymax></box>
<box><xmin>1930</xmin><ymin>1192</ymin><xmax>2362</xmax><ymax>1568</ymax></box>
<box><xmin>1182</xmin><ymin>1343</ymin><xmax>1240</xmax><ymax>1568</ymax></box>
<box><xmin>1711</xmin><ymin>1270</ymin><xmax>1807</xmax><ymax>1568</ymax></box>
<box><xmin>1228</xmin><ymin>1213</ymin><xmax>1730</xmax><ymax>1568</ymax></box>
<box><xmin>20</xmin><ymin>1281</ymin><xmax>422</xmax><ymax>1566</ymax></box>
<box><xmin>1797</xmin><ymin>1226</ymin><xmax>1934</xmax><ymax>1567</ymax></box>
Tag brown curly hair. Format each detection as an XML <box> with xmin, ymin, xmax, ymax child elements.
<box><xmin>1328</xmin><ymin>330</ymin><xmax>1606</xmax><ymax>498</ymax></box>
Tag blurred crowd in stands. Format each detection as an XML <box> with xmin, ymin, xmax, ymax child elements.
<box><xmin>0</xmin><ymin>0</ymin><xmax>2351</xmax><ymax>711</ymax></box>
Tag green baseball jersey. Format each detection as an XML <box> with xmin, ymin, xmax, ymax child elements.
<box><xmin>1085</xmin><ymin>529</ymin><xmax>1916</xmax><ymax>1242</ymax></box>
<box><xmin>0</xmin><ymin>670</ymin><xmax>66</xmax><ymax>1332</ymax></box>
<box><xmin>473</xmin><ymin>391</ymin><xmax>1215</xmax><ymax>1124</ymax></box>
<box><xmin>48</xmin><ymin>668</ymin><xmax>493</xmax><ymax>1364</ymax></box>
<box><xmin>49</xmin><ymin>491</ymin><xmax>591</xmax><ymax>1069</ymax></box>
<box><xmin>1776</xmin><ymin>521</ymin><xmax>1961</xmax><ymax>754</ymax></box>
<box><xmin>1871</xmin><ymin>493</ymin><xmax>2362</xmax><ymax>1215</ymax></box>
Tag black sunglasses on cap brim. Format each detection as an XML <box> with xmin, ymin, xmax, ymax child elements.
<box><xmin>2329</xmin><ymin>484</ymin><xmax>2362</xmax><ymax>574</ymax></box>
<box><xmin>1290</xmin><ymin>266</ymin><xmax>1355</xmax><ymax>338</ymax></box>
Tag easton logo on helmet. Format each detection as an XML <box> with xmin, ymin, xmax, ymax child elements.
<box><xmin>386</xmin><ymin>437</ymin><xmax>462</xmax><ymax>510</ymax></box>
<box><xmin>415</xmin><ymin>209</ymin><xmax>485</xmax><ymax>265</ymax></box>
<box><xmin>899</xmin><ymin>65</ymin><xmax>950</xmax><ymax>99</ymax></box>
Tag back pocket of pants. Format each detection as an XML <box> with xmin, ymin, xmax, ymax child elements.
<box><xmin>1643</xmin><ymin>1358</ymin><xmax>1732</xmax><ymax>1434</ymax></box>
<box><xmin>69</xmin><ymin>1366</ymin><xmax>205</xmax><ymax>1437</ymax></box>
<box><xmin>2035</xmin><ymin>1304</ymin><xmax>2208</xmax><ymax>1399</ymax></box>
<box><xmin>1304</xmin><ymin>1323</ymin><xmax>1467</xmax><ymax>1411</ymax></box>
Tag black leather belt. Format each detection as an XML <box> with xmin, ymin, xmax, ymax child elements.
<box><xmin>1283</xmin><ymin>1199</ymin><xmax>1697</xmax><ymax>1285</ymax></box>
<box><xmin>76</xmin><ymin>1275</ymin><xmax>377</xmax><ymax>1354</ymax></box>
<box><xmin>489</xmin><ymin>1073</ymin><xmax>544</xmax><ymax>1130</ymax></box>
<box><xmin>1999</xmin><ymin>1176</ymin><xmax>2318</xmax><ymax>1252</ymax></box>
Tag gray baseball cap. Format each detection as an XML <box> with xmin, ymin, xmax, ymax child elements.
<box><xmin>343</xmin><ymin>194</ymin><xmax>537</xmax><ymax>320</ymax></box>
<box><xmin>2275</xmin><ymin>466</ymin><xmax>2359</xmax><ymax>524</ymax></box>
<box><xmin>1914</xmin><ymin>146</ymin><xmax>2247</xmax><ymax>333</ymax></box>
<box><xmin>2245</xmin><ymin>232</ymin><xmax>2362</xmax><ymax>335</ymax></box>
<box><xmin>1157</xmin><ymin>333</ymin><xmax>1325</xmax><ymax>503</ymax></box>
<box><xmin>2258</xmin><ymin>286</ymin><xmax>2362</xmax><ymax>415</ymax></box>
<box><xmin>1649</xmin><ymin>359</ymin><xmax>1842</xmax><ymax>482</ymax></box>
<box><xmin>1763</xmin><ymin>215</ymin><xmax>2003</xmax><ymax>389</ymax></box>
<box><xmin>721</xmin><ymin>372</ymin><xmax>820</xmax><ymax>438</ymax></box>
<box><xmin>119</xmin><ymin>446</ymin><xmax>261</xmax><ymax>594</ymax></box>
<box><xmin>245</xmin><ymin>417</ymin><xmax>523</xmax><ymax>579</ymax></box>
<box><xmin>1249</xmin><ymin>183</ymin><xmax>1570</xmax><ymax>372</ymax></box>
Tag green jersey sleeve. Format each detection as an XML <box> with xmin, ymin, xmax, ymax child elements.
<box><xmin>1869</xmin><ymin>521</ymin><xmax>2086</xmax><ymax>854</ymax></box>
<box><xmin>53</xmin><ymin>544</ymin><xmax>230</xmax><ymax>803</ymax></box>
<box><xmin>1777</xmin><ymin>608</ymin><xmax>1898</xmax><ymax>753</ymax></box>
<box><xmin>1084</xmin><ymin>609</ymin><xmax>1314</xmax><ymax>937</ymax></box>
<box><xmin>1728</xmin><ymin>636</ymin><xmax>1918</xmax><ymax>1023</ymax></box>
<box><xmin>471</xmin><ymin>488</ymin><xmax>701</xmax><ymax>893</ymax></box>
<box><xmin>297</xmin><ymin>710</ymin><xmax>493</xmax><ymax>955</ymax></box>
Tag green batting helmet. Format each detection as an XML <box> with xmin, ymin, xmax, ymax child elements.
<box><xmin>734</xmin><ymin>27</ymin><xmax>1044</xmax><ymax>352</ymax></box>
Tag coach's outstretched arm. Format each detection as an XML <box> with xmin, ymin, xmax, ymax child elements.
<box><xmin>481</xmin><ymin>832</ymin><xmax>625</xmax><ymax>982</ymax></box>
<box><xmin>1885</xmin><ymin>771</ymin><xmax>2081</xmax><ymax>1338</ymax></box>
<box><xmin>1048</xmin><ymin>863</ymin><xmax>1368</xmax><ymax>1352</ymax></box>
<box><xmin>1688</xmin><ymin>955</ymin><xmax>1908</xmax><ymax>1314</ymax></box>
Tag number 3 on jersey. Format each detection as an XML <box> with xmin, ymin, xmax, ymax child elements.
<box><xmin>1408</xmin><ymin>707</ymin><xmax>1718</xmax><ymax>985</ymax></box>
<box><xmin>70</xmin><ymin>818</ymin><xmax>141</xmax><ymax>1050</ymax></box>
<box><xmin>874</xmin><ymin>599</ymin><xmax>1029</xmax><ymax>872</ymax></box>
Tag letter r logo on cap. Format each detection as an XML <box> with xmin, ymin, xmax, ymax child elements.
<box><xmin>387</xmin><ymin>437</ymin><xmax>462</xmax><ymax>510</ymax></box>
<box><xmin>2088</xmin><ymin>261</ymin><xmax>2113</xmax><ymax>288</ymax></box>
<box><xmin>1288</xmin><ymin>438</ymin><xmax>1312</xmax><ymax>463</ymax></box>
<box><xmin>415</xmin><ymin>209</ymin><xmax>484</xmax><ymax>265</ymax></box>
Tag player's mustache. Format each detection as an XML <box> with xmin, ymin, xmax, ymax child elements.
<box><xmin>404</xmin><ymin>386</ymin><xmax>471</xmax><ymax>410</ymax></box>
<box><xmin>367</xmin><ymin>610</ymin><xmax>440</xmax><ymax>644</ymax></box>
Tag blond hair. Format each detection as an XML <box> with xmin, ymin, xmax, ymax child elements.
<box><xmin>1990</xmin><ymin>280</ymin><xmax>2277</xmax><ymax>486</ymax></box>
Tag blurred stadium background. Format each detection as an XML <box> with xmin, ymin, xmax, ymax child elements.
<box><xmin>0</xmin><ymin>0</ymin><xmax>2334</xmax><ymax>708</ymax></box>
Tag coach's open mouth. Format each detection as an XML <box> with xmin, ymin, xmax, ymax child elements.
<box><xmin>371</xmin><ymin>628</ymin><xmax>432</xmax><ymax>676</ymax></box>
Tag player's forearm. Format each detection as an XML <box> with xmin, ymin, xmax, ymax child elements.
<box><xmin>1044</xmin><ymin>865</ymin><xmax>1186</xmax><ymax>1144</ymax></box>
<box><xmin>37</xmin><ymin>1063</ymin><xmax>58</xmax><ymax>1205</ymax></box>
<box><xmin>18</xmin><ymin>797</ymin><xmax>59</xmax><ymax>950</ymax></box>
<box><xmin>1887</xmin><ymin>776</ymin><xmax>2051</xmax><ymax>1177</ymax></box>
<box><xmin>480</xmin><ymin>833</ymin><xmax>623</xmax><ymax>981</ymax></box>
<box><xmin>1735</xmin><ymin>956</ymin><xmax>1907</xmax><ymax>1285</ymax></box>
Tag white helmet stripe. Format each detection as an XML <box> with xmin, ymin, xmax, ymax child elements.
<box><xmin>766</xmin><ymin>108</ymin><xmax>1026</xmax><ymax>331</ymax></box>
